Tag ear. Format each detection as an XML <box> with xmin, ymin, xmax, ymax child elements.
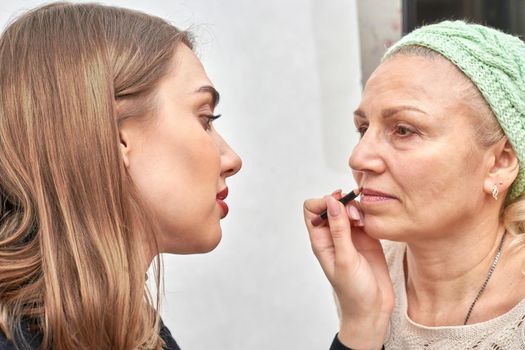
<box><xmin>483</xmin><ymin>138</ymin><xmax>519</xmax><ymax>198</ymax></box>
<box><xmin>119</xmin><ymin>128</ymin><xmax>131</xmax><ymax>169</ymax></box>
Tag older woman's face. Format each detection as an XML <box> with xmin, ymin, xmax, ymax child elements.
<box><xmin>350</xmin><ymin>55</ymin><xmax>492</xmax><ymax>242</ymax></box>
<box><xmin>122</xmin><ymin>44</ymin><xmax>242</xmax><ymax>255</ymax></box>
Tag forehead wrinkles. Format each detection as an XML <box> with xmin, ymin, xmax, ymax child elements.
<box><xmin>362</xmin><ymin>56</ymin><xmax>472</xmax><ymax>117</ymax></box>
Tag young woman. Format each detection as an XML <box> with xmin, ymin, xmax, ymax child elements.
<box><xmin>0</xmin><ymin>2</ymin><xmax>241</xmax><ymax>349</ymax></box>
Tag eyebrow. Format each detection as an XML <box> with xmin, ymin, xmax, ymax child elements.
<box><xmin>195</xmin><ymin>85</ymin><xmax>220</xmax><ymax>108</ymax></box>
<box><xmin>354</xmin><ymin>105</ymin><xmax>428</xmax><ymax>119</ymax></box>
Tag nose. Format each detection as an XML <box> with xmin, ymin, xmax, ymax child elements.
<box><xmin>348</xmin><ymin>128</ymin><xmax>385</xmax><ymax>175</ymax></box>
<box><xmin>218</xmin><ymin>134</ymin><xmax>242</xmax><ymax>178</ymax></box>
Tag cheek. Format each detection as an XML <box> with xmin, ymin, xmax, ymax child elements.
<box><xmin>393</xmin><ymin>144</ymin><xmax>485</xmax><ymax>217</ymax></box>
<box><xmin>390</xmin><ymin>146</ymin><xmax>475</xmax><ymax>211</ymax></box>
<box><xmin>128</xmin><ymin>126</ymin><xmax>222</xmax><ymax>251</ymax></box>
<box><xmin>391</xmin><ymin>149</ymin><xmax>449</xmax><ymax>190</ymax></box>
<box><xmin>131</xmin><ymin>120</ymin><xmax>217</xmax><ymax>194</ymax></box>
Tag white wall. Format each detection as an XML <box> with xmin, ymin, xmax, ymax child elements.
<box><xmin>357</xmin><ymin>0</ymin><xmax>402</xmax><ymax>84</ymax></box>
<box><xmin>0</xmin><ymin>1</ymin><xmax>362</xmax><ymax>349</ymax></box>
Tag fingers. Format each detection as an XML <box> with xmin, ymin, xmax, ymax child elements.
<box><xmin>304</xmin><ymin>191</ymin><xmax>364</xmax><ymax>229</ymax></box>
<box><xmin>305</xmin><ymin>198</ymin><xmax>364</xmax><ymax>228</ymax></box>
<box><xmin>304</xmin><ymin>191</ymin><xmax>363</xmax><ymax>270</ymax></box>
<box><xmin>303</xmin><ymin>193</ymin><xmax>339</xmax><ymax>254</ymax></box>
<box><xmin>310</xmin><ymin>214</ymin><xmax>325</xmax><ymax>227</ymax></box>
<box><xmin>303</xmin><ymin>190</ymin><xmax>343</xmax><ymax>227</ymax></box>
<box><xmin>325</xmin><ymin>196</ymin><xmax>357</xmax><ymax>263</ymax></box>
<box><xmin>346</xmin><ymin>204</ymin><xmax>364</xmax><ymax>227</ymax></box>
<box><xmin>348</xmin><ymin>229</ymin><xmax>392</xmax><ymax>298</ymax></box>
<box><xmin>303</xmin><ymin>197</ymin><xmax>327</xmax><ymax>227</ymax></box>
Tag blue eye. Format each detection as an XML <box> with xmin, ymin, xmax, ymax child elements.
<box><xmin>200</xmin><ymin>114</ymin><xmax>221</xmax><ymax>130</ymax></box>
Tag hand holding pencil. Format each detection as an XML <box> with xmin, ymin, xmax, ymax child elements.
<box><xmin>303</xmin><ymin>189</ymin><xmax>393</xmax><ymax>349</ymax></box>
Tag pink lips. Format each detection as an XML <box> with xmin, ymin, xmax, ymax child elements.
<box><xmin>216</xmin><ymin>187</ymin><xmax>229</xmax><ymax>218</ymax></box>
<box><xmin>360</xmin><ymin>188</ymin><xmax>398</xmax><ymax>203</ymax></box>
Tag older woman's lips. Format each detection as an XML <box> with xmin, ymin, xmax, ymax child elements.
<box><xmin>216</xmin><ymin>187</ymin><xmax>229</xmax><ymax>218</ymax></box>
<box><xmin>360</xmin><ymin>188</ymin><xmax>398</xmax><ymax>203</ymax></box>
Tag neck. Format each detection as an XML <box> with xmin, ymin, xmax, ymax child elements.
<box><xmin>405</xmin><ymin>219</ymin><xmax>506</xmax><ymax>326</ymax></box>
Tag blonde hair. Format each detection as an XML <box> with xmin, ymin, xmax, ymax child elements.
<box><xmin>386</xmin><ymin>45</ymin><xmax>525</xmax><ymax>247</ymax></box>
<box><xmin>0</xmin><ymin>2</ymin><xmax>192</xmax><ymax>349</ymax></box>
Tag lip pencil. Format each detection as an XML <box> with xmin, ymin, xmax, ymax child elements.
<box><xmin>311</xmin><ymin>189</ymin><xmax>361</xmax><ymax>226</ymax></box>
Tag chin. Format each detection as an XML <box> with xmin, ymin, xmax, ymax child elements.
<box><xmin>363</xmin><ymin>219</ymin><xmax>411</xmax><ymax>242</ymax></box>
<box><xmin>192</xmin><ymin>231</ymin><xmax>222</xmax><ymax>254</ymax></box>
<box><xmin>165</xmin><ymin>228</ymin><xmax>223</xmax><ymax>255</ymax></box>
<box><xmin>362</xmin><ymin>218</ymin><xmax>393</xmax><ymax>240</ymax></box>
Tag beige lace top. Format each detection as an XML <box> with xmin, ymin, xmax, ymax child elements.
<box><xmin>382</xmin><ymin>240</ymin><xmax>525</xmax><ymax>349</ymax></box>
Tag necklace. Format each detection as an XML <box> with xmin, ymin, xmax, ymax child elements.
<box><xmin>463</xmin><ymin>232</ymin><xmax>507</xmax><ymax>325</ymax></box>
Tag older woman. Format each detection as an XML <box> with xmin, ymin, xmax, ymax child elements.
<box><xmin>305</xmin><ymin>21</ymin><xmax>525</xmax><ymax>349</ymax></box>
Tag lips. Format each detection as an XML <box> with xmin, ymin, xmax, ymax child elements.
<box><xmin>216</xmin><ymin>187</ymin><xmax>229</xmax><ymax>217</ymax></box>
<box><xmin>217</xmin><ymin>187</ymin><xmax>228</xmax><ymax>200</ymax></box>
<box><xmin>360</xmin><ymin>188</ymin><xmax>398</xmax><ymax>201</ymax></box>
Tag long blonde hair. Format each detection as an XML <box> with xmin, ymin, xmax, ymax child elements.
<box><xmin>0</xmin><ymin>3</ymin><xmax>191</xmax><ymax>349</ymax></box>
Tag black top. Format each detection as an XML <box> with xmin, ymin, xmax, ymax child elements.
<box><xmin>330</xmin><ymin>333</ymin><xmax>386</xmax><ymax>350</ymax></box>
<box><xmin>0</xmin><ymin>320</ymin><xmax>180</xmax><ymax>350</ymax></box>
<box><xmin>0</xmin><ymin>327</ymin><xmax>374</xmax><ymax>350</ymax></box>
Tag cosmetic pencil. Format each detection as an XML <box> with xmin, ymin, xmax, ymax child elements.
<box><xmin>311</xmin><ymin>189</ymin><xmax>361</xmax><ymax>226</ymax></box>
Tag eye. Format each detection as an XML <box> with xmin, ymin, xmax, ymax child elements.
<box><xmin>394</xmin><ymin>124</ymin><xmax>416</xmax><ymax>137</ymax></box>
<box><xmin>200</xmin><ymin>114</ymin><xmax>221</xmax><ymax>131</ymax></box>
<box><xmin>355</xmin><ymin>124</ymin><xmax>368</xmax><ymax>137</ymax></box>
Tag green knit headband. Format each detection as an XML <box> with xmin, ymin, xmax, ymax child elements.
<box><xmin>384</xmin><ymin>20</ymin><xmax>525</xmax><ymax>201</ymax></box>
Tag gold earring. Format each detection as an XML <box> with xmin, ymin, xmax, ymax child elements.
<box><xmin>492</xmin><ymin>184</ymin><xmax>499</xmax><ymax>200</ymax></box>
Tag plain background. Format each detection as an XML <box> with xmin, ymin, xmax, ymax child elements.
<box><xmin>0</xmin><ymin>1</ymin><xmax>364</xmax><ymax>348</ymax></box>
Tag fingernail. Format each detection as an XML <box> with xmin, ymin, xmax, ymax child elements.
<box><xmin>331</xmin><ymin>189</ymin><xmax>342</xmax><ymax>195</ymax></box>
<box><xmin>326</xmin><ymin>196</ymin><xmax>340</xmax><ymax>216</ymax></box>
<box><xmin>347</xmin><ymin>206</ymin><xmax>360</xmax><ymax>220</ymax></box>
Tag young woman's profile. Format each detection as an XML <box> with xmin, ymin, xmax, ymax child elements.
<box><xmin>0</xmin><ymin>2</ymin><xmax>241</xmax><ymax>349</ymax></box>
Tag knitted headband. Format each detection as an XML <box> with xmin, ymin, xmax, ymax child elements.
<box><xmin>384</xmin><ymin>21</ymin><xmax>525</xmax><ymax>201</ymax></box>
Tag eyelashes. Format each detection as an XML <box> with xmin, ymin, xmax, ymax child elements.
<box><xmin>200</xmin><ymin>114</ymin><xmax>221</xmax><ymax>130</ymax></box>
<box><xmin>354</xmin><ymin>123</ymin><xmax>418</xmax><ymax>138</ymax></box>
<box><xmin>356</xmin><ymin>125</ymin><xmax>368</xmax><ymax>137</ymax></box>
<box><xmin>394</xmin><ymin>124</ymin><xmax>416</xmax><ymax>137</ymax></box>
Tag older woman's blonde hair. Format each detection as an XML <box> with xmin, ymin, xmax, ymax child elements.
<box><xmin>0</xmin><ymin>2</ymin><xmax>192</xmax><ymax>349</ymax></box>
<box><xmin>387</xmin><ymin>45</ymin><xmax>525</xmax><ymax>248</ymax></box>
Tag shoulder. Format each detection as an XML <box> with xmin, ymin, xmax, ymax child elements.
<box><xmin>0</xmin><ymin>321</ymin><xmax>179</xmax><ymax>350</ymax></box>
<box><xmin>0</xmin><ymin>324</ymin><xmax>41</xmax><ymax>350</ymax></box>
<box><xmin>159</xmin><ymin>319</ymin><xmax>181</xmax><ymax>350</ymax></box>
<box><xmin>0</xmin><ymin>329</ymin><xmax>18</xmax><ymax>350</ymax></box>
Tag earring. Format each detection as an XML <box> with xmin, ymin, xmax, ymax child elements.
<box><xmin>492</xmin><ymin>184</ymin><xmax>499</xmax><ymax>200</ymax></box>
